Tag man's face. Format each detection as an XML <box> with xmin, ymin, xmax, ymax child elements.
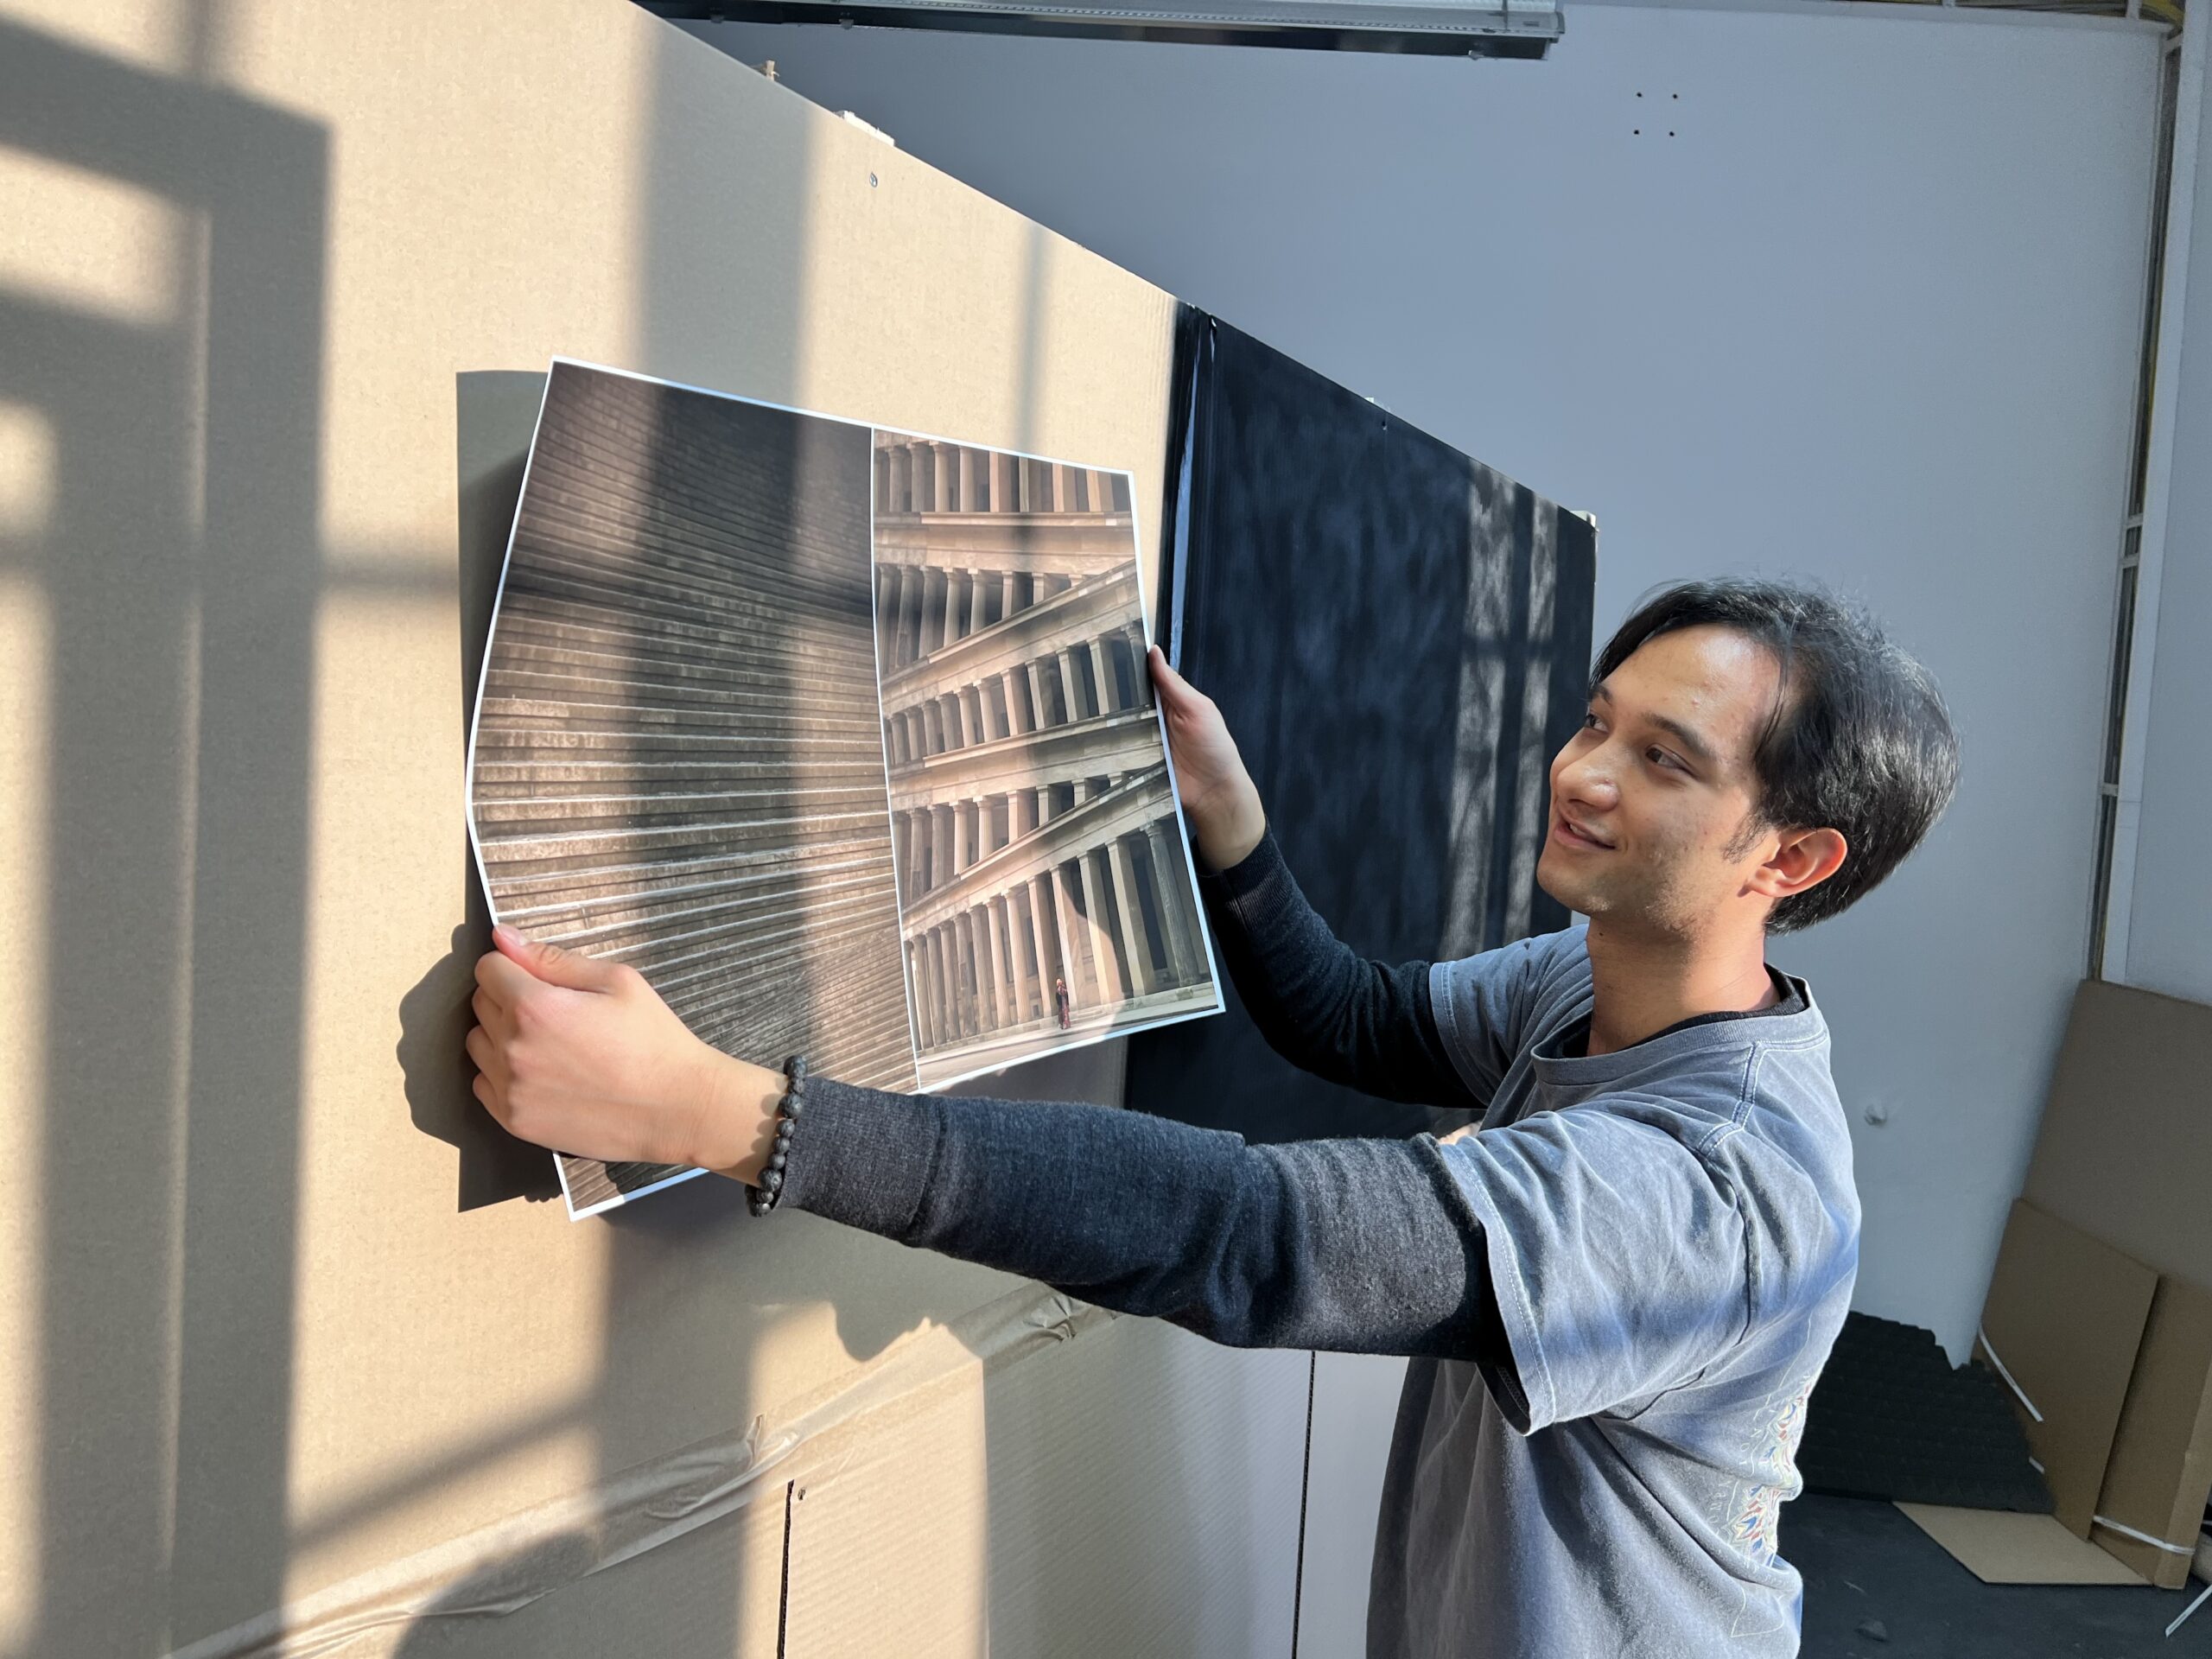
<box><xmin>1535</xmin><ymin>624</ymin><xmax>1789</xmax><ymax>938</ymax></box>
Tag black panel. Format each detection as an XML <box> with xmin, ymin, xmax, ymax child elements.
<box><xmin>1129</xmin><ymin>314</ymin><xmax>1597</xmax><ymax>1143</ymax></box>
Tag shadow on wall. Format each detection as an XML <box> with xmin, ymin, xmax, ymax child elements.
<box><xmin>0</xmin><ymin>9</ymin><xmax>327</xmax><ymax>1652</ymax></box>
<box><xmin>395</xmin><ymin>370</ymin><xmax>564</xmax><ymax>1212</ymax></box>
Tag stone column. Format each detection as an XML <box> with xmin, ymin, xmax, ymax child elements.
<box><xmin>1089</xmin><ymin>638</ymin><xmax>1117</xmax><ymax>715</ymax></box>
<box><xmin>949</xmin><ymin>912</ymin><xmax>971</xmax><ymax>1036</ymax></box>
<box><xmin>889</xmin><ymin>447</ymin><xmax>911</xmax><ymax>514</ymax></box>
<box><xmin>1026</xmin><ymin>660</ymin><xmax>1052</xmax><ymax>730</ymax></box>
<box><xmin>1054</xmin><ymin>861</ymin><xmax>1100</xmax><ymax>1006</ymax></box>
<box><xmin>906</xmin><ymin>938</ymin><xmax>929</xmax><ymax>1046</ymax></box>
<box><xmin>967</xmin><ymin>907</ymin><xmax>995</xmax><ymax>1032</ymax></box>
<box><xmin>1051</xmin><ymin>463</ymin><xmax>1070</xmax><ymax>512</ymax></box>
<box><xmin>932</xmin><ymin>444</ymin><xmax>952</xmax><ymax>513</ymax></box>
<box><xmin>924</xmin><ymin>927</ymin><xmax>947</xmax><ymax>1045</ymax></box>
<box><xmin>1088</xmin><ymin>469</ymin><xmax>1114</xmax><ymax>514</ymax></box>
<box><xmin>952</xmin><ymin>800</ymin><xmax>971</xmax><ymax>872</ymax></box>
<box><xmin>957</xmin><ymin>446</ymin><xmax>976</xmax><ymax>512</ymax></box>
<box><xmin>992</xmin><ymin>451</ymin><xmax>1014</xmax><ymax>512</ymax></box>
<box><xmin>941</xmin><ymin>567</ymin><xmax>962</xmax><ymax>646</ymax></box>
<box><xmin>1000</xmin><ymin>571</ymin><xmax>1018</xmax><ymax>618</ymax></box>
<box><xmin>1123</xmin><ymin>626</ymin><xmax>1152</xmax><ymax>704</ymax></box>
<box><xmin>1075</xmin><ymin>849</ymin><xmax>1127</xmax><ymax>1002</ymax></box>
<box><xmin>1108</xmin><ymin>834</ymin><xmax>1160</xmax><ymax>995</ymax></box>
<box><xmin>1144</xmin><ymin>820</ymin><xmax>1201</xmax><ymax>986</ymax></box>
<box><xmin>1025</xmin><ymin>876</ymin><xmax>1057</xmax><ymax>1019</ymax></box>
<box><xmin>992</xmin><ymin>896</ymin><xmax>1020</xmax><ymax>1025</ymax></box>
<box><xmin>1058</xmin><ymin>647</ymin><xmax>1090</xmax><ymax>721</ymax></box>
<box><xmin>1014</xmin><ymin>788</ymin><xmax>1039</xmax><ymax>837</ymax></box>
<box><xmin>1001</xmin><ymin>668</ymin><xmax>1027</xmax><ymax>735</ymax></box>
<box><xmin>963</xmin><ymin>685</ymin><xmax>986</xmax><ymax>746</ymax></box>
<box><xmin>913</xmin><ymin>568</ymin><xmax>937</xmax><ymax>654</ymax></box>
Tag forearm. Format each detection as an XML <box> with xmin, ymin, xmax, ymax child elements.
<box><xmin>778</xmin><ymin>1077</ymin><xmax>1501</xmax><ymax>1360</ymax></box>
<box><xmin>1205</xmin><ymin>833</ymin><xmax>1477</xmax><ymax>1108</ymax></box>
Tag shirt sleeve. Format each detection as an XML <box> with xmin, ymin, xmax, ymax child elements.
<box><xmin>779</xmin><ymin>1075</ymin><xmax>1514</xmax><ymax>1365</ymax></box>
<box><xmin>1431</xmin><ymin>1099</ymin><xmax>1753</xmax><ymax>1432</ymax></box>
<box><xmin>1203</xmin><ymin>830</ymin><xmax>1478</xmax><ymax>1109</ymax></box>
<box><xmin>1425</xmin><ymin>932</ymin><xmax>1563</xmax><ymax>1102</ymax></box>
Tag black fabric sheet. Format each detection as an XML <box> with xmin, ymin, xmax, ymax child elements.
<box><xmin>1133</xmin><ymin>313</ymin><xmax>1597</xmax><ymax>1143</ymax></box>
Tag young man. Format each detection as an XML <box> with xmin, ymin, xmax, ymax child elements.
<box><xmin>467</xmin><ymin>577</ymin><xmax>1959</xmax><ymax>1657</ymax></box>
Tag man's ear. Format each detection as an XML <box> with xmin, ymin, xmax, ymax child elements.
<box><xmin>1748</xmin><ymin>826</ymin><xmax>1847</xmax><ymax>903</ymax></box>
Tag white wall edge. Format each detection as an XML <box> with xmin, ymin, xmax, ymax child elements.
<box><xmin>2106</xmin><ymin>22</ymin><xmax>2204</xmax><ymax>984</ymax></box>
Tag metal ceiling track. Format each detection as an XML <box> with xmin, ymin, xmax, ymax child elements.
<box><xmin>639</xmin><ymin>0</ymin><xmax>1561</xmax><ymax>57</ymax></box>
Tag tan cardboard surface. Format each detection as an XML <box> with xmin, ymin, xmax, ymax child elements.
<box><xmin>0</xmin><ymin>4</ymin><xmax>1305</xmax><ymax>1654</ymax></box>
<box><xmin>1896</xmin><ymin>1504</ymin><xmax>2147</xmax><ymax>1586</ymax></box>
<box><xmin>2024</xmin><ymin>978</ymin><xmax>2212</xmax><ymax>1286</ymax></box>
<box><xmin>1977</xmin><ymin>1198</ymin><xmax>2157</xmax><ymax>1536</ymax></box>
<box><xmin>2095</xmin><ymin>1274</ymin><xmax>2212</xmax><ymax>1589</ymax></box>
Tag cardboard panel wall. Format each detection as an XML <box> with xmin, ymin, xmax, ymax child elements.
<box><xmin>0</xmin><ymin>4</ymin><xmax>1306</xmax><ymax>1653</ymax></box>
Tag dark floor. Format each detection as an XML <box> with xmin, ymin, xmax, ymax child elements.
<box><xmin>1789</xmin><ymin>1495</ymin><xmax>2207</xmax><ymax>1657</ymax></box>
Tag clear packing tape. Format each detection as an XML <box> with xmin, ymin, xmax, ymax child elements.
<box><xmin>165</xmin><ymin>1286</ymin><xmax>1114</xmax><ymax>1659</ymax></box>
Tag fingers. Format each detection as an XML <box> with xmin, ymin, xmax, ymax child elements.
<box><xmin>465</xmin><ymin>1022</ymin><xmax>500</xmax><ymax>1080</ymax></box>
<box><xmin>471</xmin><ymin>987</ymin><xmax>512</xmax><ymax>1041</ymax></box>
<box><xmin>475</xmin><ymin>948</ymin><xmax>535</xmax><ymax>1003</ymax></box>
<box><xmin>493</xmin><ymin>925</ymin><xmax>620</xmax><ymax>994</ymax></box>
<box><xmin>1147</xmin><ymin>645</ymin><xmax>1193</xmax><ymax>704</ymax></box>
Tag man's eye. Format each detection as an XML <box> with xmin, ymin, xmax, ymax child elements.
<box><xmin>1582</xmin><ymin>713</ymin><xmax>1602</xmax><ymax>730</ymax></box>
<box><xmin>1646</xmin><ymin>747</ymin><xmax>1681</xmax><ymax>771</ymax></box>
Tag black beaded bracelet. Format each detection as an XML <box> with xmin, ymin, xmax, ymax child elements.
<box><xmin>747</xmin><ymin>1054</ymin><xmax>807</xmax><ymax>1217</ymax></box>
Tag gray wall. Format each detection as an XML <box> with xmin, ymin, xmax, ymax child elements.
<box><xmin>2128</xmin><ymin>36</ymin><xmax>2212</xmax><ymax>1007</ymax></box>
<box><xmin>694</xmin><ymin>2</ymin><xmax>2164</xmax><ymax>1361</ymax></box>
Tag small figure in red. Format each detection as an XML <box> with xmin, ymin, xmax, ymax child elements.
<box><xmin>1052</xmin><ymin>976</ymin><xmax>1071</xmax><ymax>1030</ymax></box>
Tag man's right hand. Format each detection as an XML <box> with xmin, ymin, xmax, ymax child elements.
<box><xmin>1149</xmin><ymin>645</ymin><xmax>1268</xmax><ymax>872</ymax></box>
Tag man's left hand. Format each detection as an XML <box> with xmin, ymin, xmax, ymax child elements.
<box><xmin>467</xmin><ymin>926</ymin><xmax>782</xmax><ymax>1180</ymax></box>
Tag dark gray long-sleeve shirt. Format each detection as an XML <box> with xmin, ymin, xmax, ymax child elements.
<box><xmin>782</xmin><ymin>830</ymin><xmax>1857</xmax><ymax>1659</ymax></box>
<box><xmin>782</xmin><ymin>832</ymin><xmax>1508</xmax><ymax>1362</ymax></box>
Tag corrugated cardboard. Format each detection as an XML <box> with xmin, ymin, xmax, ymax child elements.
<box><xmin>2094</xmin><ymin>1274</ymin><xmax>2212</xmax><ymax>1588</ymax></box>
<box><xmin>2012</xmin><ymin>978</ymin><xmax>2212</xmax><ymax>1585</ymax></box>
<box><xmin>1896</xmin><ymin>1503</ymin><xmax>2147</xmax><ymax>1586</ymax></box>
<box><xmin>1976</xmin><ymin>1198</ymin><xmax>2157</xmax><ymax>1536</ymax></box>
<box><xmin>0</xmin><ymin>3</ymin><xmax>1306</xmax><ymax>1653</ymax></box>
<box><xmin>2023</xmin><ymin>978</ymin><xmax>2212</xmax><ymax>1287</ymax></box>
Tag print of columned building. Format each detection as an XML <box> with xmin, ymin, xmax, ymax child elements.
<box><xmin>872</xmin><ymin>431</ymin><xmax>1218</xmax><ymax>1084</ymax></box>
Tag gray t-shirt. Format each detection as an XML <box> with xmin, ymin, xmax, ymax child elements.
<box><xmin>1366</xmin><ymin>925</ymin><xmax>1859</xmax><ymax>1659</ymax></box>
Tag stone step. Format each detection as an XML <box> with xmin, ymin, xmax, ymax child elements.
<box><xmin>471</xmin><ymin>722</ymin><xmax>882</xmax><ymax>758</ymax></box>
<box><xmin>472</xmin><ymin>755</ymin><xmax>886</xmax><ymax>793</ymax></box>
<box><xmin>485</xmin><ymin>634</ymin><xmax>880</xmax><ymax>704</ymax></box>
<box><xmin>492</xmin><ymin>594</ymin><xmax>880</xmax><ymax>682</ymax></box>
<box><xmin>475</xmin><ymin>806</ymin><xmax>895</xmax><ymax>874</ymax></box>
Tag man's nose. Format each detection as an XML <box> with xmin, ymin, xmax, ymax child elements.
<box><xmin>1556</xmin><ymin>746</ymin><xmax>1620</xmax><ymax>807</ymax></box>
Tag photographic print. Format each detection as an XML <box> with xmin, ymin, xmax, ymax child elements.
<box><xmin>467</xmin><ymin>361</ymin><xmax>1221</xmax><ymax>1216</ymax></box>
<box><xmin>870</xmin><ymin>432</ymin><xmax>1220</xmax><ymax>1088</ymax></box>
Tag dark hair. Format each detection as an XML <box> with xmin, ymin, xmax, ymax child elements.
<box><xmin>1589</xmin><ymin>576</ymin><xmax>1959</xmax><ymax>933</ymax></box>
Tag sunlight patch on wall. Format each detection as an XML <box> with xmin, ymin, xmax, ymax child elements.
<box><xmin>0</xmin><ymin>400</ymin><xmax>56</xmax><ymax>537</ymax></box>
<box><xmin>0</xmin><ymin>143</ymin><xmax>184</xmax><ymax>327</ymax></box>
<box><xmin>0</xmin><ymin>574</ymin><xmax>49</xmax><ymax>1648</ymax></box>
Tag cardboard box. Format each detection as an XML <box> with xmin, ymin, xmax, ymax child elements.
<box><xmin>2012</xmin><ymin>979</ymin><xmax>2212</xmax><ymax>1585</ymax></box>
<box><xmin>2094</xmin><ymin>1274</ymin><xmax>2212</xmax><ymax>1588</ymax></box>
<box><xmin>2024</xmin><ymin>979</ymin><xmax>2212</xmax><ymax>1288</ymax></box>
<box><xmin>1896</xmin><ymin>1503</ymin><xmax>2146</xmax><ymax>1586</ymax></box>
<box><xmin>1976</xmin><ymin>1198</ymin><xmax>2158</xmax><ymax>1536</ymax></box>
